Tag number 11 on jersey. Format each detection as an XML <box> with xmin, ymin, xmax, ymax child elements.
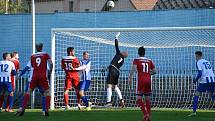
<box><xmin>142</xmin><ymin>63</ymin><xmax>149</xmax><ymax>73</ymax></box>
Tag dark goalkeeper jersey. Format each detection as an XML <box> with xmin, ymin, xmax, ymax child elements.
<box><xmin>110</xmin><ymin>39</ymin><xmax>125</xmax><ymax>70</ymax></box>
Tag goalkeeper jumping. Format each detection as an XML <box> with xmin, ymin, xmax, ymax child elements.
<box><xmin>105</xmin><ymin>32</ymin><xmax>128</xmax><ymax>108</ymax></box>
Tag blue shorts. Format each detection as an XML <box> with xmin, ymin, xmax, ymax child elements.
<box><xmin>79</xmin><ymin>80</ymin><xmax>91</xmax><ymax>91</ymax></box>
<box><xmin>197</xmin><ymin>83</ymin><xmax>215</xmax><ymax>93</ymax></box>
<box><xmin>0</xmin><ymin>82</ymin><xmax>13</xmax><ymax>93</ymax></box>
<box><xmin>25</xmin><ymin>82</ymin><xmax>44</xmax><ymax>93</ymax></box>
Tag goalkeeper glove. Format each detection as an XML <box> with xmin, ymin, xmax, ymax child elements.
<box><xmin>115</xmin><ymin>32</ymin><xmax>120</xmax><ymax>40</ymax></box>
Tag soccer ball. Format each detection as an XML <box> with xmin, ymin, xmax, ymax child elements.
<box><xmin>107</xmin><ymin>1</ymin><xmax>115</xmax><ymax>8</ymax></box>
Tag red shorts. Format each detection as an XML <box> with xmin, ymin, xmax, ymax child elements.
<box><xmin>136</xmin><ymin>80</ymin><xmax>151</xmax><ymax>96</ymax></box>
<box><xmin>11</xmin><ymin>76</ymin><xmax>15</xmax><ymax>90</ymax></box>
<box><xmin>29</xmin><ymin>75</ymin><xmax>49</xmax><ymax>91</ymax></box>
<box><xmin>65</xmin><ymin>76</ymin><xmax>79</xmax><ymax>90</ymax></box>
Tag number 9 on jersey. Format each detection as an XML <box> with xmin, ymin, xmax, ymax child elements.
<box><xmin>36</xmin><ymin>57</ymin><xmax>41</xmax><ymax>67</ymax></box>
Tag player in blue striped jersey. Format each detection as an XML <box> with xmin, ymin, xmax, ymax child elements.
<box><xmin>0</xmin><ymin>53</ymin><xmax>16</xmax><ymax>112</ymax></box>
<box><xmin>189</xmin><ymin>51</ymin><xmax>215</xmax><ymax>116</ymax></box>
<box><xmin>73</xmin><ymin>51</ymin><xmax>92</xmax><ymax>111</ymax></box>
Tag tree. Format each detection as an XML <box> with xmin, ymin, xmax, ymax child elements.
<box><xmin>0</xmin><ymin>0</ymin><xmax>29</xmax><ymax>14</ymax></box>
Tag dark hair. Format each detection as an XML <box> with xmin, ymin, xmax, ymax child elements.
<box><xmin>12</xmin><ymin>51</ymin><xmax>18</xmax><ymax>58</ymax></box>
<box><xmin>3</xmin><ymin>52</ymin><xmax>10</xmax><ymax>60</ymax></box>
<box><xmin>36</xmin><ymin>43</ymin><xmax>43</xmax><ymax>51</ymax></box>
<box><xmin>67</xmin><ymin>47</ymin><xmax>74</xmax><ymax>55</ymax></box>
<box><xmin>195</xmin><ymin>51</ymin><xmax>203</xmax><ymax>57</ymax></box>
<box><xmin>138</xmin><ymin>46</ymin><xmax>145</xmax><ymax>56</ymax></box>
<box><xmin>83</xmin><ymin>51</ymin><xmax>89</xmax><ymax>55</ymax></box>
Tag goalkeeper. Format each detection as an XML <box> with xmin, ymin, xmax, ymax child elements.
<box><xmin>105</xmin><ymin>32</ymin><xmax>128</xmax><ymax>108</ymax></box>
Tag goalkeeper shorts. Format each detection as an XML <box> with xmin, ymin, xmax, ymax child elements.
<box><xmin>106</xmin><ymin>66</ymin><xmax>120</xmax><ymax>85</ymax></box>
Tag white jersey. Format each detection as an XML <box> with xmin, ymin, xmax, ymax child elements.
<box><xmin>0</xmin><ymin>60</ymin><xmax>16</xmax><ymax>83</ymax></box>
<box><xmin>76</xmin><ymin>59</ymin><xmax>91</xmax><ymax>81</ymax></box>
<box><xmin>196</xmin><ymin>59</ymin><xmax>215</xmax><ymax>83</ymax></box>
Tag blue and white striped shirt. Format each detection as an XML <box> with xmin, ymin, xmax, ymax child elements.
<box><xmin>0</xmin><ymin>60</ymin><xmax>16</xmax><ymax>83</ymax></box>
<box><xmin>196</xmin><ymin>59</ymin><xmax>215</xmax><ymax>83</ymax></box>
<box><xmin>75</xmin><ymin>59</ymin><xmax>91</xmax><ymax>81</ymax></box>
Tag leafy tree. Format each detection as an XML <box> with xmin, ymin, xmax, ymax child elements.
<box><xmin>0</xmin><ymin>0</ymin><xmax>29</xmax><ymax>14</ymax></box>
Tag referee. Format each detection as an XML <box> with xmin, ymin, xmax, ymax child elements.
<box><xmin>105</xmin><ymin>32</ymin><xmax>128</xmax><ymax>108</ymax></box>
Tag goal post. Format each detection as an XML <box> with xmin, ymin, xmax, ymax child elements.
<box><xmin>51</xmin><ymin>32</ymin><xmax>56</xmax><ymax>110</ymax></box>
<box><xmin>50</xmin><ymin>26</ymin><xmax>215</xmax><ymax>110</ymax></box>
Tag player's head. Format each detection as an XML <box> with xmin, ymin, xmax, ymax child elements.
<box><xmin>36</xmin><ymin>43</ymin><xmax>43</xmax><ymax>52</ymax></box>
<box><xmin>2</xmin><ymin>52</ymin><xmax>11</xmax><ymax>60</ymax></box>
<box><xmin>138</xmin><ymin>46</ymin><xmax>145</xmax><ymax>57</ymax></box>
<box><xmin>121</xmin><ymin>51</ymin><xmax>128</xmax><ymax>58</ymax></box>
<box><xmin>67</xmin><ymin>47</ymin><xmax>75</xmax><ymax>56</ymax></box>
<box><xmin>195</xmin><ymin>51</ymin><xmax>203</xmax><ymax>60</ymax></box>
<box><xmin>83</xmin><ymin>51</ymin><xmax>89</xmax><ymax>60</ymax></box>
<box><xmin>12</xmin><ymin>51</ymin><xmax>19</xmax><ymax>59</ymax></box>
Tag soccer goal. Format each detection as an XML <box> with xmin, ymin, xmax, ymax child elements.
<box><xmin>50</xmin><ymin>26</ymin><xmax>215</xmax><ymax>110</ymax></box>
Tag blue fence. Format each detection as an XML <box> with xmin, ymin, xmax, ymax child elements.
<box><xmin>0</xmin><ymin>9</ymin><xmax>215</xmax><ymax>68</ymax></box>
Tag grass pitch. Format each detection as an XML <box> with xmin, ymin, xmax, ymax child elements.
<box><xmin>0</xmin><ymin>108</ymin><xmax>214</xmax><ymax>121</ymax></box>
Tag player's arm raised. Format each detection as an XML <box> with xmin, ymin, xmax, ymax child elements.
<box><xmin>115</xmin><ymin>32</ymin><xmax>120</xmax><ymax>53</ymax></box>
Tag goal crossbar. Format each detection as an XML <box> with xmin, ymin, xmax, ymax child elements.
<box><xmin>51</xmin><ymin>26</ymin><xmax>215</xmax><ymax>32</ymax></box>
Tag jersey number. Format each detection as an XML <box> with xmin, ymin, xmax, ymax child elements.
<box><xmin>65</xmin><ymin>62</ymin><xmax>73</xmax><ymax>70</ymax></box>
<box><xmin>203</xmin><ymin>62</ymin><xmax>212</xmax><ymax>69</ymax></box>
<box><xmin>0</xmin><ymin>64</ymin><xmax>9</xmax><ymax>72</ymax></box>
<box><xmin>142</xmin><ymin>63</ymin><xmax>149</xmax><ymax>73</ymax></box>
<box><xmin>118</xmin><ymin>58</ymin><xmax>123</xmax><ymax>63</ymax></box>
<box><xmin>36</xmin><ymin>57</ymin><xmax>41</xmax><ymax>67</ymax></box>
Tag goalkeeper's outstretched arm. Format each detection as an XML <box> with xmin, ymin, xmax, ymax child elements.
<box><xmin>115</xmin><ymin>32</ymin><xmax>120</xmax><ymax>53</ymax></box>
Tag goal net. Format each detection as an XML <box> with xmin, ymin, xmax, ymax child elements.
<box><xmin>50</xmin><ymin>27</ymin><xmax>215</xmax><ymax>110</ymax></box>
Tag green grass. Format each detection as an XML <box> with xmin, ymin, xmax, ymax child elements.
<box><xmin>0</xmin><ymin>109</ymin><xmax>215</xmax><ymax>121</ymax></box>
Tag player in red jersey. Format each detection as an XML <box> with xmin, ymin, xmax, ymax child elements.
<box><xmin>0</xmin><ymin>52</ymin><xmax>20</xmax><ymax>112</ymax></box>
<box><xmin>10</xmin><ymin>52</ymin><xmax>20</xmax><ymax>91</ymax></box>
<box><xmin>16</xmin><ymin>43</ymin><xmax>53</xmax><ymax>116</ymax></box>
<box><xmin>61</xmin><ymin>47</ymin><xmax>81</xmax><ymax>110</ymax></box>
<box><xmin>7</xmin><ymin>52</ymin><xmax>20</xmax><ymax>112</ymax></box>
<box><xmin>128</xmin><ymin>47</ymin><xmax>156</xmax><ymax>121</ymax></box>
